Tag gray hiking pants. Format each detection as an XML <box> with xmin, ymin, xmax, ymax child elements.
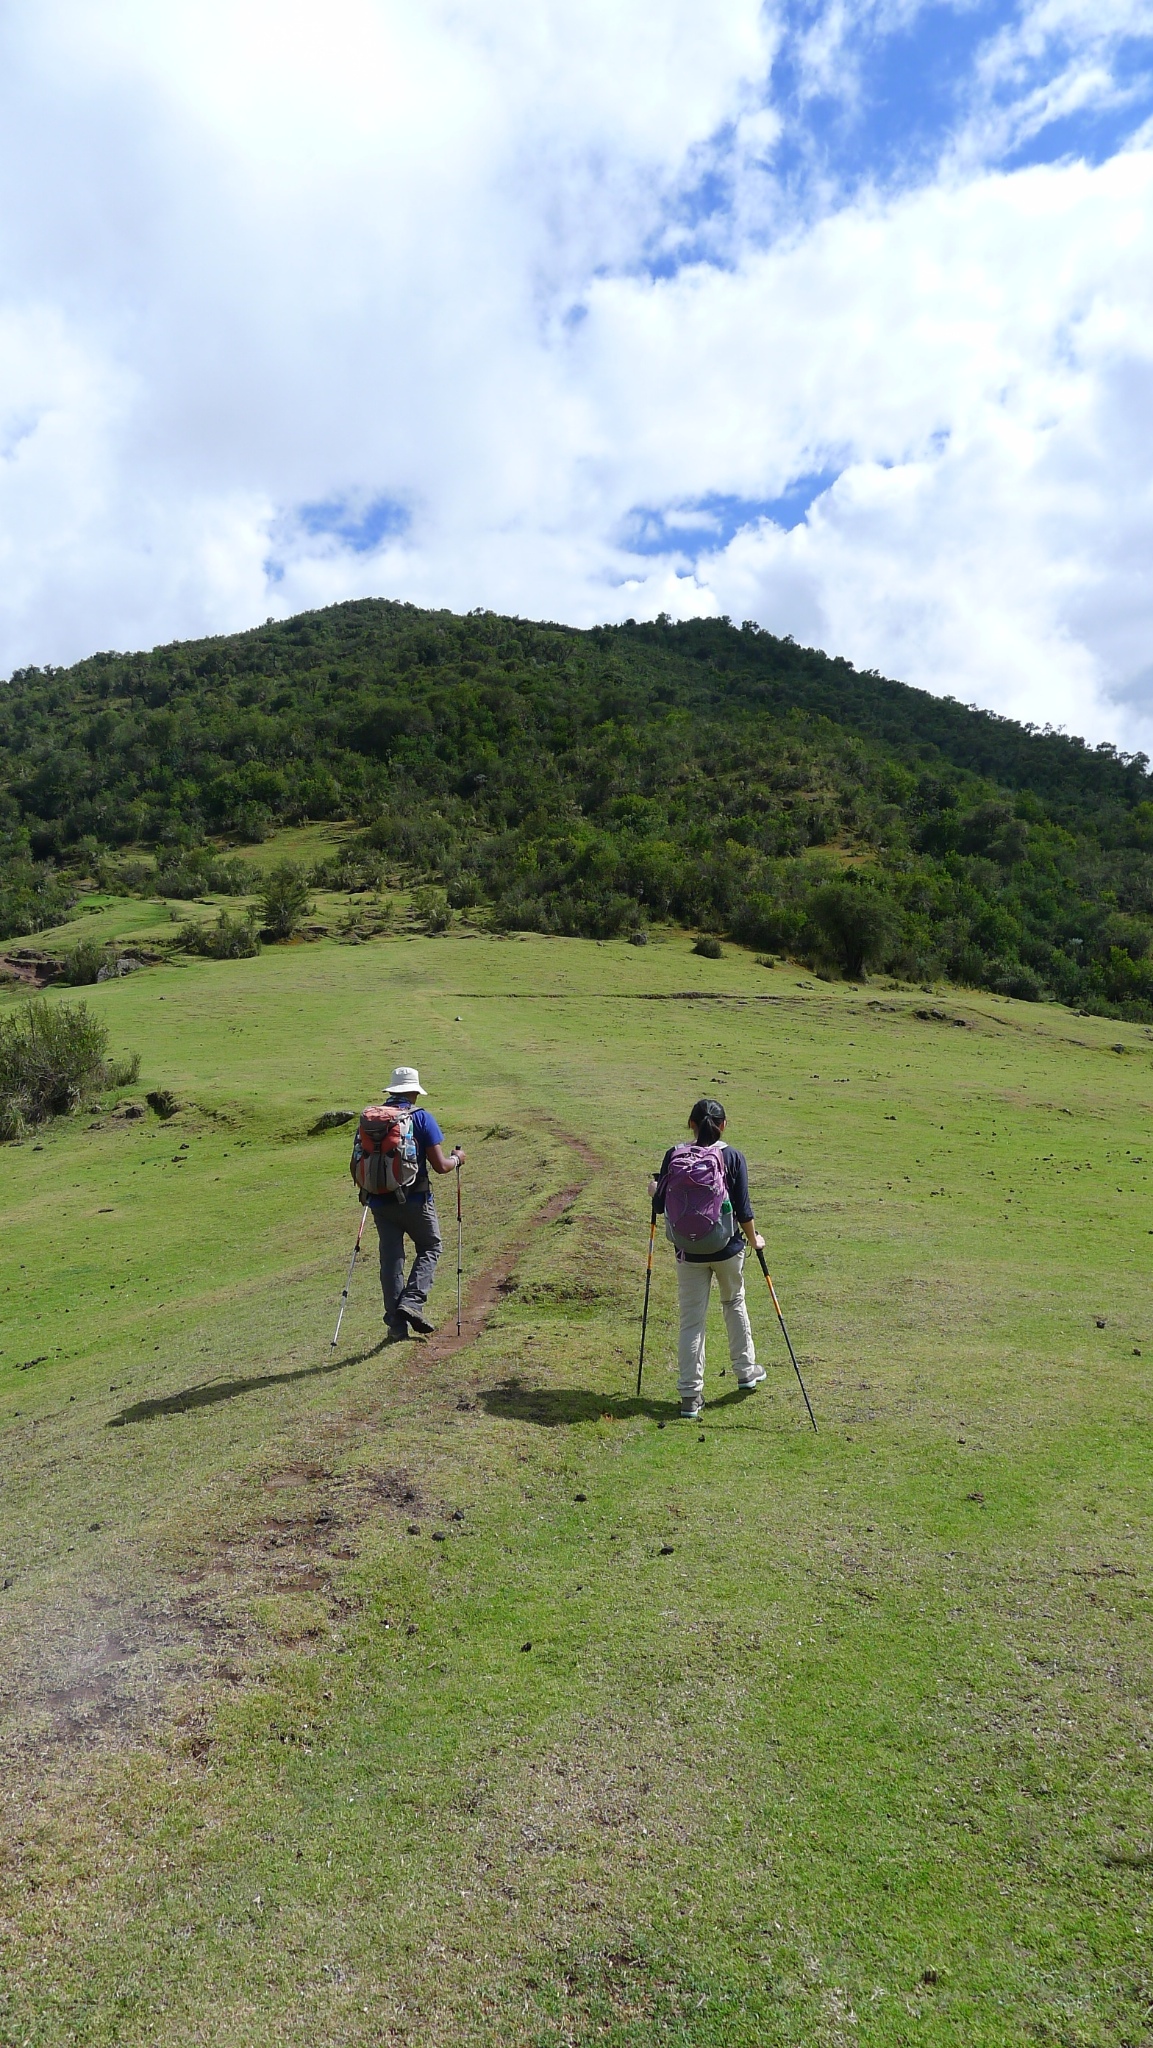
<box><xmin>370</xmin><ymin>1196</ymin><xmax>442</xmax><ymax>1327</ymax></box>
<box><xmin>676</xmin><ymin>1247</ymin><xmax>755</xmax><ymax>1403</ymax></box>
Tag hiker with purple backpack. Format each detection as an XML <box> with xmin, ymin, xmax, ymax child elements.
<box><xmin>649</xmin><ymin>1096</ymin><xmax>766</xmax><ymax>1420</ymax></box>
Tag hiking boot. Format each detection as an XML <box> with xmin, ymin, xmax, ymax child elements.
<box><xmin>399</xmin><ymin>1305</ymin><xmax>436</xmax><ymax>1336</ymax></box>
<box><xmin>385</xmin><ymin>1318</ymin><xmax>410</xmax><ymax>1342</ymax></box>
<box><xmin>679</xmin><ymin>1397</ymin><xmax>703</xmax><ymax>1420</ymax></box>
<box><xmin>736</xmin><ymin>1366</ymin><xmax>767</xmax><ymax>1391</ymax></box>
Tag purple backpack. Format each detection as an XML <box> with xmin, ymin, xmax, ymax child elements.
<box><xmin>664</xmin><ymin>1142</ymin><xmax>734</xmax><ymax>1256</ymax></box>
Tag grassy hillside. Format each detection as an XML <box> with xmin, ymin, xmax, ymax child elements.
<box><xmin>2</xmin><ymin>922</ymin><xmax>1152</xmax><ymax>2044</ymax></box>
<box><xmin>3</xmin><ymin>602</ymin><xmax>1153</xmax><ymax>1016</ymax></box>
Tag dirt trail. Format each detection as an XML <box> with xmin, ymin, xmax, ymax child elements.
<box><xmin>2</xmin><ymin>1121</ymin><xmax>603</xmax><ymax>1768</ymax></box>
<box><xmin>415</xmin><ymin>1121</ymin><xmax>600</xmax><ymax>1365</ymax></box>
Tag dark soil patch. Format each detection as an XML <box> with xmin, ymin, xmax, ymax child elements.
<box><xmin>263</xmin><ymin>1463</ymin><xmax>333</xmax><ymax>1489</ymax></box>
<box><xmin>416</xmin><ymin>1183</ymin><xmax>584</xmax><ymax>1365</ymax></box>
<box><xmin>15</xmin><ymin>1124</ymin><xmax>598</xmax><ymax>1770</ymax></box>
<box><xmin>0</xmin><ymin>949</ymin><xmax>58</xmax><ymax>989</ymax></box>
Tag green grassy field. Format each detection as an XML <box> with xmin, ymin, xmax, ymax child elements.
<box><xmin>1</xmin><ymin>922</ymin><xmax>1152</xmax><ymax>2046</ymax></box>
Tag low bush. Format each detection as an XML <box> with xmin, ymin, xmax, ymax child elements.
<box><xmin>55</xmin><ymin>937</ymin><xmax>131</xmax><ymax>985</ymax></box>
<box><xmin>98</xmin><ymin>848</ymin><xmax>255</xmax><ymax>900</ymax></box>
<box><xmin>259</xmin><ymin>863</ymin><xmax>311</xmax><ymax>940</ymax></box>
<box><xmin>311</xmin><ymin>849</ymin><xmax>385</xmax><ymax>893</ymax></box>
<box><xmin>410</xmin><ymin>885</ymin><xmax>453</xmax><ymax>934</ymax></box>
<box><xmin>97</xmin><ymin>857</ymin><xmax>154</xmax><ymax>895</ymax></box>
<box><xmin>154</xmin><ymin>850</ymin><xmax>254</xmax><ymax>899</ymax></box>
<box><xmin>0</xmin><ymin>999</ymin><xmax>140</xmax><ymax>1139</ymax></box>
<box><xmin>184</xmin><ymin>909</ymin><xmax>261</xmax><ymax>959</ymax></box>
<box><xmin>693</xmin><ymin>934</ymin><xmax>723</xmax><ymax>959</ymax></box>
<box><xmin>445</xmin><ymin>872</ymin><xmax>484</xmax><ymax>911</ymax></box>
<box><xmin>55</xmin><ymin>936</ymin><xmax>108</xmax><ymax>985</ymax></box>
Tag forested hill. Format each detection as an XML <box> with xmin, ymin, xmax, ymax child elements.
<box><xmin>3</xmin><ymin>598</ymin><xmax>1153</xmax><ymax>1017</ymax></box>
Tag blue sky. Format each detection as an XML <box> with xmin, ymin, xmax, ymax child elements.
<box><xmin>0</xmin><ymin>0</ymin><xmax>1152</xmax><ymax>744</ymax></box>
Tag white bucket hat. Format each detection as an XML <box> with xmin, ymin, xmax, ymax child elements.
<box><xmin>387</xmin><ymin>1064</ymin><xmax>426</xmax><ymax>1096</ymax></box>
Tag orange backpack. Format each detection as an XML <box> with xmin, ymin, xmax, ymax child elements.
<box><xmin>350</xmin><ymin>1104</ymin><xmax>421</xmax><ymax>1197</ymax></box>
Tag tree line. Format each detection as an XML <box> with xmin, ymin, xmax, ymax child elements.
<box><xmin>2</xmin><ymin>599</ymin><xmax>1152</xmax><ymax>1018</ymax></box>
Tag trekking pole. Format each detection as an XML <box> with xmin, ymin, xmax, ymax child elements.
<box><xmin>455</xmin><ymin>1159</ymin><xmax>463</xmax><ymax>1338</ymax></box>
<box><xmin>754</xmin><ymin>1247</ymin><xmax>817</xmax><ymax>1433</ymax></box>
<box><xmin>330</xmin><ymin>1201</ymin><xmax>370</xmax><ymax>1353</ymax></box>
<box><xmin>635</xmin><ymin>1203</ymin><xmax>657</xmax><ymax>1399</ymax></box>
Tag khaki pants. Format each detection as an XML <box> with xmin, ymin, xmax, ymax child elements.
<box><xmin>676</xmin><ymin>1247</ymin><xmax>756</xmax><ymax>1403</ymax></box>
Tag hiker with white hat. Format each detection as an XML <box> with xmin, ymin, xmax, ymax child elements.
<box><xmin>349</xmin><ymin>1065</ymin><xmax>465</xmax><ymax>1340</ymax></box>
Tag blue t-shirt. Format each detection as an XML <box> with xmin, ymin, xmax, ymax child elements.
<box><xmin>367</xmin><ymin>1101</ymin><xmax>444</xmax><ymax>1204</ymax></box>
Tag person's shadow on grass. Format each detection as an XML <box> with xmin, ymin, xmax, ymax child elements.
<box><xmin>106</xmin><ymin>1338</ymin><xmax>391</xmax><ymax>1427</ymax></box>
<box><xmin>476</xmin><ymin>1374</ymin><xmax>760</xmax><ymax>1428</ymax></box>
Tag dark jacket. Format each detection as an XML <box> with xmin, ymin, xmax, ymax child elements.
<box><xmin>653</xmin><ymin>1143</ymin><xmax>752</xmax><ymax>1262</ymax></box>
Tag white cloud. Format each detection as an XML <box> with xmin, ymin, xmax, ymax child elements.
<box><xmin>575</xmin><ymin>151</ymin><xmax>1153</xmax><ymax>740</ymax></box>
<box><xmin>0</xmin><ymin>0</ymin><xmax>1151</xmax><ymax>749</ymax></box>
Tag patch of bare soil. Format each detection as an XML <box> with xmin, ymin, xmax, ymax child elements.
<box><xmin>408</xmin><ymin>1122</ymin><xmax>600</xmax><ymax>1366</ymax></box>
<box><xmin>417</xmin><ymin>1182</ymin><xmax>585</xmax><ymax>1365</ymax></box>
<box><xmin>0</xmin><ymin>1586</ymin><xmax>249</xmax><ymax>1765</ymax></box>
<box><xmin>0</xmin><ymin>948</ymin><xmax>57</xmax><ymax>988</ymax></box>
<box><xmin>1</xmin><ymin>1462</ymin><xmax>443</xmax><ymax>1768</ymax></box>
<box><xmin>4</xmin><ymin>1122</ymin><xmax>601</xmax><ymax>1773</ymax></box>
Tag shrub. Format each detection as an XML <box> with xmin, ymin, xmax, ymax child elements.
<box><xmin>805</xmin><ymin>881</ymin><xmax>896</xmax><ymax>979</ymax></box>
<box><xmin>988</xmin><ymin>960</ymin><xmax>1044</xmax><ymax>1002</ymax></box>
<box><xmin>693</xmin><ymin>934</ymin><xmax>723</xmax><ymax>959</ymax></box>
<box><xmin>0</xmin><ymin>999</ymin><xmax>139</xmax><ymax>1138</ymax></box>
<box><xmin>55</xmin><ymin>936</ymin><xmax>111</xmax><ymax>985</ymax></box>
<box><xmin>446</xmin><ymin>872</ymin><xmax>484</xmax><ymax>911</ymax></box>
<box><xmin>184</xmin><ymin>909</ymin><xmax>261</xmax><ymax>959</ymax></box>
<box><xmin>233</xmin><ymin>804</ymin><xmax>271</xmax><ymax>843</ymax></box>
<box><xmin>410</xmin><ymin>885</ymin><xmax>453</xmax><ymax>934</ymax></box>
<box><xmin>311</xmin><ymin>849</ymin><xmax>385</xmax><ymax>893</ymax></box>
<box><xmin>98</xmin><ymin>857</ymin><xmax>154</xmax><ymax>895</ymax></box>
<box><xmin>108</xmin><ymin>1051</ymin><xmax>141</xmax><ymax>1089</ymax></box>
<box><xmin>155</xmin><ymin>850</ymin><xmax>254</xmax><ymax>899</ymax></box>
<box><xmin>731</xmin><ymin>892</ymin><xmax>807</xmax><ymax>955</ymax></box>
<box><xmin>258</xmin><ymin>863</ymin><xmax>311</xmax><ymax>940</ymax></box>
<box><xmin>55</xmin><ymin>937</ymin><xmax>137</xmax><ymax>985</ymax></box>
<box><xmin>0</xmin><ymin>857</ymin><xmax>78</xmax><ymax>942</ymax></box>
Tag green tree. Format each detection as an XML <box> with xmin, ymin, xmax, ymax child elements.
<box><xmin>258</xmin><ymin>863</ymin><xmax>311</xmax><ymax>940</ymax></box>
<box><xmin>806</xmin><ymin>881</ymin><xmax>896</xmax><ymax>979</ymax></box>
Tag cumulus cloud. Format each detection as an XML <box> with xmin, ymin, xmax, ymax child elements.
<box><xmin>586</xmin><ymin>151</ymin><xmax>1153</xmax><ymax>737</ymax></box>
<box><xmin>0</xmin><ymin>0</ymin><xmax>1151</xmax><ymax>745</ymax></box>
